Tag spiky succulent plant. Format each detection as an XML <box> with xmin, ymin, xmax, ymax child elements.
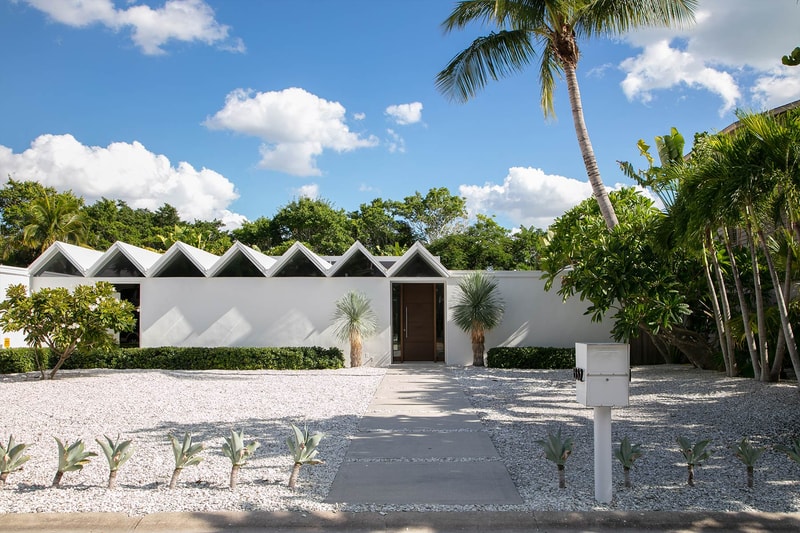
<box><xmin>1</xmin><ymin>435</ymin><xmax>31</xmax><ymax>485</ymax></box>
<box><xmin>732</xmin><ymin>437</ymin><xmax>765</xmax><ymax>489</ymax></box>
<box><xmin>776</xmin><ymin>437</ymin><xmax>800</xmax><ymax>466</ymax></box>
<box><xmin>536</xmin><ymin>429</ymin><xmax>573</xmax><ymax>489</ymax></box>
<box><xmin>615</xmin><ymin>436</ymin><xmax>643</xmax><ymax>488</ymax></box>
<box><xmin>221</xmin><ymin>429</ymin><xmax>259</xmax><ymax>489</ymax></box>
<box><xmin>286</xmin><ymin>424</ymin><xmax>325</xmax><ymax>490</ymax></box>
<box><xmin>96</xmin><ymin>434</ymin><xmax>134</xmax><ymax>489</ymax></box>
<box><xmin>168</xmin><ymin>432</ymin><xmax>205</xmax><ymax>489</ymax></box>
<box><xmin>677</xmin><ymin>436</ymin><xmax>712</xmax><ymax>487</ymax></box>
<box><xmin>52</xmin><ymin>437</ymin><xmax>96</xmax><ymax>488</ymax></box>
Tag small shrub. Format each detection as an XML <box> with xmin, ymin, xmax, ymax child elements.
<box><xmin>96</xmin><ymin>434</ymin><xmax>134</xmax><ymax>489</ymax></box>
<box><xmin>286</xmin><ymin>424</ymin><xmax>325</xmax><ymax>490</ymax></box>
<box><xmin>52</xmin><ymin>438</ymin><xmax>96</xmax><ymax>488</ymax></box>
<box><xmin>222</xmin><ymin>430</ymin><xmax>260</xmax><ymax>490</ymax></box>
<box><xmin>0</xmin><ymin>435</ymin><xmax>30</xmax><ymax>485</ymax></box>
<box><xmin>776</xmin><ymin>437</ymin><xmax>800</xmax><ymax>466</ymax></box>
<box><xmin>487</xmin><ymin>346</ymin><xmax>575</xmax><ymax>369</ymax></box>
<box><xmin>677</xmin><ymin>436</ymin><xmax>712</xmax><ymax>486</ymax></box>
<box><xmin>732</xmin><ymin>438</ymin><xmax>765</xmax><ymax>488</ymax></box>
<box><xmin>615</xmin><ymin>436</ymin><xmax>643</xmax><ymax>488</ymax></box>
<box><xmin>168</xmin><ymin>433</ymin><xmax>205</xmax><ymax>489</ymax></box>
<box><xmin>0</xmin><ymin>348</ymin><xmax>38</xmax><ymax>374</ymax></box>
<box><xmin>536</xmin><ymin>429</ymin><xmax>573</xmax><ymax>488</ymax></box>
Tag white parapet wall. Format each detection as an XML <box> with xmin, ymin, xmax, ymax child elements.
<box><xmin>0</xmin><ymin>265</ymin><xmax>31</xmax><ymax>348</ymax></box>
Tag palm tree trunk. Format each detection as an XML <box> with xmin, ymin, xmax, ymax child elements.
<box><xmin>107</xmin><ymin>470</ymin><xmax>118</xmax><ymax>490</ymax></box>
<box><xmin>288</xmin><ymin>463</ymin><xmax>302</xmax><ymax>489</ymax></box>
<box><xmin>745</xmin><ymin>217</ymin><xmax>769</xmax><ymax>381</ymax></box>
<box><xmin>709</xmin><ymin>236</ymin><xmax>737</xmax><ymax>376</ymax></box>
<box><xmin>702</xmin><ymin>241</ymin><xmax>730</xmax><ymax>375</ymax></box>
<box><xmin>757</xmin><ymin>229</ymin><xmax>800</xmax><ymax>387</ymax></box>
<box><xmin>557</xmin><ymin>464</ymin><xmax>566</xmax><ymax>489</ymax></box>
<box><xmin>350</xmin><ymin>332</ymin><xmax>363</xmax><ymax>368</ymax></box>
<box><xmin>563</xmin><ymin>63</ymin><xmax>618</xmax><ymax>230</ymax></box>
<box><xmin>169</xmin><ymin>468</ymin><xmax>181</xmax><ymax>489</ymax></box>
<box><xmin>724</xmin><ymin>232</ymin><xmax>759</xmax><ymax>374</ymax></box>
<box><xmin>229</xmin><ymin>465</ymin><xmax>239</xmax><ymax>490</ymax></box>
<box><xmin>687</xmin><ymin>464</ymin><xmax>695</xmax><ymax>486</ymax></box>
<box><xmin>52</xmin><ymin>470</ymin><xmax>64</xmax><ymax>488</ymax></box>
<box><xmin>623</xmin><ymin>466</ymin><xmax>631</xmax><ymax>488</ymax></box>
<box><xmin>746</xmin><ymin>465</ymin><xmax>754</xmax><ymax>488</ymax></box>
<box><xmin>472</xmin><ymin>329</ymin><xmax>485</xmax><ymax>366</ymax></box>
<box><xmin>770</xmin><ymin>252</ymin><xmax>793</xmax><ymax>381</ymax></box>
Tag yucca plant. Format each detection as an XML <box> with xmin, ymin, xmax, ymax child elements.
<box><xmin>732</xmin><ymin>437</ymin><xmax>765</xmax><ymax>488</ymax></box>
<box><xmin>168</xmin><ymin>432</ymin><xmax>205</xmax><ymax>489</ymax></box>
<box><xmin>1</xmin><ymin>435</ymin><xmax>31</xmax><ymax>485</ymax></box>
<box><xmin>52</xmin><ymin>438</ymin><xmax>96</xmax><ymax>488</ymax></box>
<box><xmin>536</xmin><ymin>429</ymin><xmax>573</xmax><ymax>489</ymax></box>
<box><xmin>775</xmin><ymin>437</ymin><xmax>800</xmax><ymax>466</ymax></box>
<box><xmin>96</xmin><ymin>434</ymin><xmax>134</xmax><ymax>489</ymax></box>
<box><xmin>332</xmin><ymin>290</ymin><xmax>378</xmax><ymax>368</ymax></box>
<box><xmin>615</xmin><ymin>437</ymin><xmax>643</xmax><ymax>488</ymax></box>
<box><xmin>676</xmin><ymin>436</ymin><xmax>712</xmax><ymax>487</ymax></box>
<box><xmin>286</xmin><ymin>424</ymin><xmax>325</xmax><ymax>490</ymax></box>
<box><xmin>221</xmin><ymin>429</ymin><xmax>260</xmax><ymax>489</ymax></box>
<box><xmin>451</xmin><ymin>271</ymin><xmax>504</xmax><ymax>366</ymax></box>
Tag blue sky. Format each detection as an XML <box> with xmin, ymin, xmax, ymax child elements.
<box><xmin>1</xmin><ymin>0</ymin><xmax>799</xmax><ymax>232</ymax></box>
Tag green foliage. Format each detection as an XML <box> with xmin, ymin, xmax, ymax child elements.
<box><xmin>395</xmin><ymin>187</ymin><xmax>467</xmax><ymax>243</ymax></box>
<box><xmin>0</xmin><ymin>282</ymin><xmax>136</xmax><ymax>379</ymax></box>
<box><xmin>782</xmin><ymin>46</ymin><xmax>800</xmax><ymax>66</ymax></box>
<box><xmin>96</xmin><ymin>434</ymin><xmax>134</xmax><ymax>489</ymax></box>
<box><xmin>733</xmin><ymin>438</ymin><xmax>765</xmax><ymax>467</ymax></box>
<box><xmin>486</xmin><ymin>347</ymin><xmax>574</xmax><ymax>369</ymax></box>
<box><xmin>222</xmin><ymin>429</ymin><xmax>260</xmax><ymax>489</ymax></box>
<box><xmin>332</xmin><ymin>291</ymin><xmax>377</xmax><ymax>367</ymax></box>
<box><xmin>0</xmin><ymin>435</ymin><xmax>31</xmax><ymax>484</ymax></box>
<box><xmin>270</xmin><ymin>197</ymin><xmax>353</xmax><ymax>255</ymax></box>
<box><xmin>428</xmin><ymin>215</ymin><xmax>517</xmax><ymax>270</ymax></box>
<box><xmin>536</xmin><ymin>429</ymin><xmax>573</xmax><ymax>488</ymax></box>
<box><xmin>775</xmin><ymin>437</ymin><xmax>800</xmax><ymax>465</ymax></box>
<box><xmin>168</xmin><ymin>433</ymin><xmax>205</xmax><ymax>489</ymax></box>
<box><xmin>451</xmin><ymin>271</ymin><xmax>504</xmax><ymax>366</ymax></box>
<box><xmin>677</xmin><ymin>436</ymin><xmax>712</xmax><ymax>486</ymax></box>
<box><xmin>349</xmin><ymin>198</ymin><xmax>414</xmax><ymax>254</ymax></box>
<box><xmin>286</xmin><ymin>424</ymin><xmax>324</xmax><ymax>489</ymax></box>
<box><xmin>231</xmin><ymin>216</ymin><xmax>273</xmax><ymax>251</ymax></box>
<box><xmin>0</xmin><ymin>346</ymin><xmax>345</xmax><ymax>374</ymax></box>
<box><xmin>53</xmin><ymin>437</ymin><xmax>96</xmax><ymax>487</ymax></box>
<box><xmin>615</xmin><ymin>437</ymin><xmax>644</xmax><ymax>469</ymax></box>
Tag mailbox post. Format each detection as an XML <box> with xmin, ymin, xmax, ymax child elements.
<box><xmin>574</xmin><ymin>343</ymin><xmax>630</xmax><ymax>503</ymax></box>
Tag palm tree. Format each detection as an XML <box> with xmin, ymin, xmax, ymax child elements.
<box><xmin>451</xmin><ymin>271</ymin><xmax>504</xmax><ymax>366</ymax></box>
<box><xmin>437</xmin><ymin>0</ymin><xmax>696</xmax><ymax>231</ymax></box>
<box><xmin>332</xmin><ymin>291</ymin><xmax>378</xmax><ymax>367</ymax></box>
<box><xmin>22</xmin><ymin>191</ymin><xmax>87</xmax><ymax>254</ymax></box>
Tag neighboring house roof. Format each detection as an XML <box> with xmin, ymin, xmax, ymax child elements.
<box><xmin>28</xmin><ymin>241</ymin><xmax>105</xmax><ymax>277</ymax></box>
<box><xmin>719</xmin><ymin>98</ymin><xmax>800</xmax><ymax>135</ymax></box>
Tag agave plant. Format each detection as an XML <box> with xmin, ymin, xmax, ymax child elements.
<box><xmin>1</xmin><ymin>435</ymin><xmax>31</xmax><ymax>485</ymax></box>
<box><xmin>52</xmin><ymin>438</ymin><xmax>96</xmax><ymax>488</ymax></box>
<box><xmin>676</xmin><ymin>436</ymin><xmax>712</xmax><ymax>487</ymax></box>
<box><xmin>221</xmin><ymin>429</ymin><xmax>260</xmax><ymax>489</ymax></box>
<box><xmin>776</xmin><ymin>437</ymin><xmax>800</xmax><ymax>466</ymax></box>
<box><xmin>168</xmin><ymin>432</ymin><xmax>205</xmax><ymax>489</ymax></box>
<box><xmin>732</xmin><ymin>437</ymin><xmax>765</xmax><ymax>488</ymax></box>
<box><xmin>96</xmin><ymin>434</ymin><xmax>134</xmax><ymax>489</ymax></box>
<box><xmin>614</xmin><ymin>436</ymin><xmax>643</xmax><ymax>488</ymax></box>
<box><xmin>286</xmin><ymin>424</ymin><xmax>325</xmax><ymax>490</ymax></box>
<box><xmin>536</xmin><ymin>429</ymin><xmax>573</xmax><ymax>489</ymax></box>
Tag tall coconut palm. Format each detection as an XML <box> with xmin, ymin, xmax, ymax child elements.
<box><xmin>451</xmin><ymin>271</ymin><xmax>504</xmax><ymax>366</ymax></box>
<box><xmin>332</xmin><ymin>291</ymin><xmax>378</xmax><ymax>368</ymax></box>
<box><xmin>437</xmin><ymin>0</ymin><xmax>696</xmax><ymax>231</ymax></box>
<box><xmin>22</xmin><ymin>191</ymin><xmax>87</xmax><ymax>254</ymax></box>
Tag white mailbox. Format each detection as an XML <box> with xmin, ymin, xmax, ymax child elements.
<box><xmin>575</xmin><ymin>343</ymin><xmax>630</xmax><ymax>407</ymax></box>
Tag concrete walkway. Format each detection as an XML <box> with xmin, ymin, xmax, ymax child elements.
<box><xmin>325</xmin><ymin>364</ymin><xmax>523</xmax><ymax>506</ymax></box>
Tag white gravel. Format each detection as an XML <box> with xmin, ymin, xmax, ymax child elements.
<box><xmin>1</xmin><ymin>365</ymin><xmax>799</xmax><ymax>515</ymax></box>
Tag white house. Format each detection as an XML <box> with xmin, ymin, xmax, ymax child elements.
<box><xmin>2</xmin><ymin>240</ymin><xmax>612</xmax><ymax>366</ymax></box>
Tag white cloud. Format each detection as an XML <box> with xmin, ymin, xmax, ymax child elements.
<box><xmin>460</xmin><ymin>167</ymin><xmax>596</xmax><ymax>230</ymax></box>
<box><xmin>0</xmin><ymin>134</ymin><xmax>245</xmax><ymax>228</ymax></box>
<box><xmin>620</xmin><ymin>40</ymin><xmax>740</xmax><ymax>114</ymax></box>
<box><xmin>353</xmin><ymin>112</ymin><xmax>366</xmax><ymax>121</ymax></box>
<box><xmin>386</xmin><ymin>129</ymin><xmax>405</xmax><ymax>154</ymax></box>
<box><xmin>293</xmin><ymin>183</ymin><xmax>319</xmax><ymax>200</ymax></box>
<box><xmin>204</xmin><ymin>87</ymin><xmax>379</xmax><ymax>177</ymax></box>
<box><xmin>23</xmin><ymin>0</ymin><xmax>242</xmax><ymax>55</ymax></box>
<box><xmin>385</xmin><ymin>102</ymin><xmax>423</xmax><ymax>125</ymax></box>
<box><xmin>620</xmin><ymin>0</ymin><xmax>800</xmax><ymax>111</ymax></box>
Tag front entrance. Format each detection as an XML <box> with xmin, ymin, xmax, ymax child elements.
<box><xmin>392</xmin><ymin>283</ymin><xmax>444</xmax><ymax>363</ymax></box>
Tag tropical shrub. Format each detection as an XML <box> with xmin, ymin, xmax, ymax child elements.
<box><xmin>733</xmin><ymin>437</ymin><xmax>765</xmax><ymax>488</ymax></box>
<box><xmin>221</xmin><ymin>430</ymin><xmax>260</xmax><ymax>490</ymax></box>
<box><xmin>96</xmin><ymin>434</ymin><xmax>134</xmax><ymax>489</ymax></box>
<box><xmin>677</xmin><ymin>436</ymin><xmax>712</xmax><ymax>486</ymax></box>
<box><xmin>0</xmin><ymin>435</ymin><xmax>30</xmax><ymax>484</ymax></box>
<box><xmin>52</xmin><ymin>438</ymin><xmax>96</xmax><ymax>488</ymax></box>
<box><xmin>487</xmin><ymin>346</ymin><xmax>574</xmax><ymax>369</ymax></box>
<box><xmin>536</xmin><ymin>429</ymin><xmax>573</xmax><ymax>489</ymax></box>
<box><xmin>615</xmin><ymin>437</ymin><xmax>643</xmax><ymax>488</ymax></box>
<box><xmin>168</xmin><ymin>433</ymin><xmax>205</xmax><ymax>489</ymax></box>
<box><xmin>286</xmin><ymin>424</ymin><xmax>324</xmax><ymax>490</ymax></box>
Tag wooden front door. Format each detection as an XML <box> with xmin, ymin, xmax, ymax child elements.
<box><xmin>401</xmin><ymin>284</ymin><xmax>436</xmax><ymax>361</ymax></box>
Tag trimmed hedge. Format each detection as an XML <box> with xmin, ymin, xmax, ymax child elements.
<box><xmin>0</xmin><ymin>346</ymin><xmax>344</xmax><ymax>374</ymax></box>
<box><xmin>487</xmin><ymin>346</ymin><xmax>575</xmax><ymax>369</ymax></box>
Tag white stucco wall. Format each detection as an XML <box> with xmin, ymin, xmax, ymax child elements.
<box><xmin>444</xmin><ymin>271</ymin><xmax>612</xmax><ymax>365</ymax></box>
<box><xmin>0</xmin><ymin>265</ymin><xmax>31</xmax><ymax>348</ymax></box>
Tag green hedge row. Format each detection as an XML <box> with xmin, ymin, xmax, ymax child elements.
<box><xmin>0</xmin><ymin>346</ymin><xmax>344</xmax><ymax>374</ymax></box>
<box><xmin>487</xmin><ymin>346</ymin><xmax>575</xmax><ymax>369</ymax></box>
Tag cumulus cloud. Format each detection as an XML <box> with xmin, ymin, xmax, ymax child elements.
<box><xmin>385</xmin><ymin>102</ymin><xmax>423</xmax><ymax>125</ymax></box>
<box><xmin>386</xmin><ymin>129</ymin><xmax>405</xmax><ymax>154</ymax></box>
<box><xmin>460</xmin><ymin>167</ymin><xmax>596</xmax><ymax>230</ymax></box>
<box><xmin>22</xmin><ymin>0</ymin><xmax>242</xmax><ymax>55</ymax></box>
<box><xmin>293</xmin><ymin>183</ymin><xmax>319</xmax><ymax>200</ymax></box>
<box><xmin>620</xmin><ymin>0</ymin><xmax>800</xmax><ymax>112</ymax></box>
<box><xmin>353</xmin><ymin>112</ymin><xmax>366</xmax><ymax>121</ymax></box>
<box><xmin>0</xmin><ymin>134</ymin><xmax>245</xmax><ymax>228</ymax></box>
<box><xmin>204</xmin><ymin>87</ymin><xmax>379</xmax><ymax>177</ymax></box>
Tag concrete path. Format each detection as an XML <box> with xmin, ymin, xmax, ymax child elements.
<box><xmin>325</xmin><ymin>364</ymin><xmax>523</xmax><ymax>506</ymax></box>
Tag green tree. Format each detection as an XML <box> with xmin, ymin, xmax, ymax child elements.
<box><xmin>332</xmin><ymin>291</ymin><xmax>378</xmax><ymax>368</ymax></box>
<box><xmin>428</xmin><ymin>214</ymin><xmax>513</xmax><ymax>269</ymax></box>
<box><xmin>270</xmin><ymin>198</ymin><xmax>353</xmax><ymax>254</ymax></box>
<box><xmin>509</xmin><ymin>225</ymin><xmax>547</xmax><ymax>270</ymax></box>
<box><xmin>782</xmin><ymin>46</ymin><xmax>800</xmax><ymax>66</ymax></box>
<box><xmin>451</xmin><ymin>271</ymin><xmax>505</xmax><ymax>366</ymax></box>
<box><xmin>231</xmin><ymin>216</ymin><xmax>273</xmax><ymax>251</ymax></box>
<box><xmin>82</xmin><ymin>198</ymin><xmax>157</xmax><ymax>250</ymax></box>
<box><xmin>0</xmin><ymin>179</ymin><xmax>55</xmax><ymax>265</ymax></box>
<box><xmin>21</xmin><ymin>190</ymin><xmax>88</xmax><ymax>255</ymax></box>
<box><xmin>349</xmin><ymin>198</ymin><xmax>414</xmax><ymax>254</ymax></box>
<box><xmin>0</xmin><ymin>282</ymin><xmax>136</xmax><ymax>379</ymax></box>
<box><xmin>395</xmin><ymin>187</ymin><xmax>467</xmax><ymax>243</ymax></box>
<box><xmin>437</xmin><ymin>0</ymin><xmax>696</xmax><ymax>230</ymax></box>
